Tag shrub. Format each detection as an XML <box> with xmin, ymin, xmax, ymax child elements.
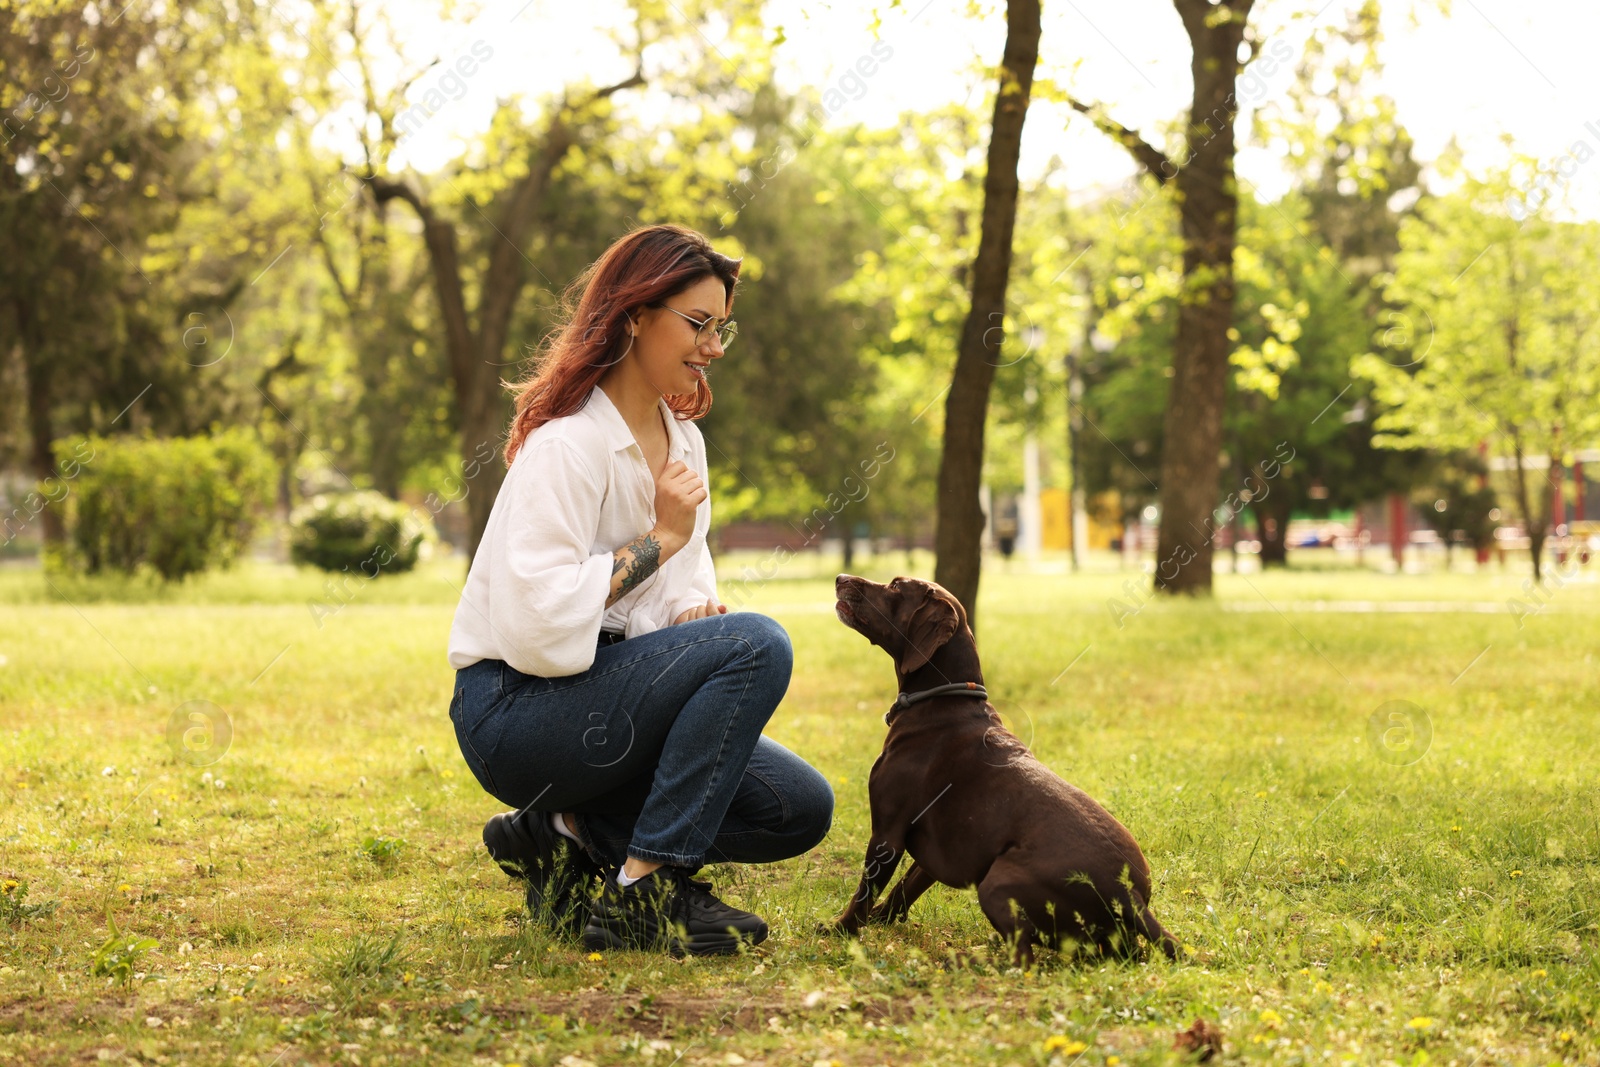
<box><xmin>49</xmin><ymin>430</ymin><xmax>274</xmax><ymax>582</ymax></box>
<box><xmin>289</xmin><ymin>491</ymin><xmax>431</xmax><ymax>575</ymax></box>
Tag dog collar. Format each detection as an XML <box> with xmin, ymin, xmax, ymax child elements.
<box><xmin>885</xmin><ymin>681</ymin><xmax>988</xmax><ymax>725</ymax></box>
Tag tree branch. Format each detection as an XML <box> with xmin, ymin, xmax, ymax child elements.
<box><xmin>590</xmin><ymin>64</ymin><xmax>646</xmax><ymax>103</ymax></box>
<box><xmin>1065</xmin><ymin>97</ymin><xmax>1175</xmax><ymax>184</ymax></box>
<box><xmin>311</xmin><ymin>223</ymin><xmax>355</xmax><ymax>315</ymax></box>
<box><xmin>364</xmin><ymin>173</ymin><xmax>475</xmax><ymax>407</ymax></box>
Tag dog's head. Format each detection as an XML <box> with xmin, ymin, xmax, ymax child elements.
<box><xmin>834</xmin><ymin>574</ymin><xmax>973</xmax><ymax>675</ymax></box>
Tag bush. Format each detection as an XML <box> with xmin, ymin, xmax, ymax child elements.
<box><xmin>289</xmin><ymin>491</ymin><xmax>431</xmax><ymax>575</ymax></box>
<box><xmin>49</xmin><ymin>430</ymin><xmax>274</xmax><ymax>582</ymax></box>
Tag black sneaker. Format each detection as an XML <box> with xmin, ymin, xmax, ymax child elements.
<box><xmin>482</xmin><ymin>809</ymin><xmax>600</xmax><ymax>937</ymax></box>
<box><xmin>582</xmin><ymin>867</ymin><xmax>768</xmax><ymax>957</ymax></box>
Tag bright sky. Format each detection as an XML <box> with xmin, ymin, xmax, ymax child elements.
<box><xmin>357</xmin><ymin>0</ymin><xmax>1600</xmax><ymax>215</ymax></box>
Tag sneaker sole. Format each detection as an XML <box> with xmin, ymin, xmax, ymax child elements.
<box><xmin>581</xmin><ymin>923</ymin><xmax>763</xmax><ymax>958</ymax></box>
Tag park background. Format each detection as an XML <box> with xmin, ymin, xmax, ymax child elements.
<box><xmin>3</xmin><ymin>1</ymin><xmax>1599</xmax><ymax>1065</ymax></box>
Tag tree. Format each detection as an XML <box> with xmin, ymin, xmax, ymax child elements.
<box><xmin>1225</xmin><ymin>195</ymin><xmax>1372</xmax><ymax>567</ymax></box>
<box><xmin>335</xmin><ymin>0</ymin><xmax>780</xmax><ymax>561</ymax></box>
<box><xmin>1354</xmin><ymin>165</ymin><xmax>1600</xmax><ymax>579</ymax></box>
<box><xmin>1064</xmin><ymin>0</ymin><xmax>1261</xmax><ymax>595</ymax></box>
<box><xmin>365</xmin><ymin>73</ymin><xmax>647</xmax><ymax>562</ymax></box>
<box><xmin>824</xmin><ymin>106</ymin><xmax>986</xmax><ymax>565</ymax></box>
<box><xmin>2</xmin><ymin>0</ymin><xmax>294</xmax><ymax>542</ymax></box>
<box><xmin>1242</xmin><ymin>1</ymin><xmax>1432</xmax><ymax>566</ymax></box>
<box><xmin>1409</xmin><ymin>451</ymin><xmax>1498</xmax><ymax>567</ymax></box>
<box><xmin>933</xmin><ymin>0</ymin><xmax>1041</xmax><ymax>629</ymax></box>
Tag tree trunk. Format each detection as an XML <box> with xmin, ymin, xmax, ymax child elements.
<box><xmin>1068</xmin><ymin>0</ymin><xmax>1256</xmax><ymax>596</ymax></box>
<box><xmin>932</xmin><ymin>0</ymin><xmax>1041</xmax><ymax>631</ymax></box>
<box><xmin>1153</xmin><ymin>0</ymin><xmax>1253</xmax><ymax>594</ymax></box>
<box><xmin>18</xmin><ymin>303</ymin><xmax>65</xmax><ymax>546</ymax></box>
<box><xmin>1255</xmin><ymin>490</ymin><xmax>1291</xmax><ymax>568</ymax></box>
<box><xmin>1507</xmin><ymin>435</ymin><xmax>1544</xmax><ymax>581</ymax></box>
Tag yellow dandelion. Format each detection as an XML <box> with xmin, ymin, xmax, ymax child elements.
<box><xmin>1557</xmin><ymin>1030</ymin><xmax>1576</xmax><ymax>1043</ymax></box>
<box><xmin>1</xmin><ymin>880</ymin><xmax>17</xmax><ymax>893</ymax></box>
<box><xmin>1107</xmin><ymin>1058</ymin><xmax>1121</xmax><ymax>1066</ymax></box>
<box><xmin>117</xmin><ymin>883</ymin><xmax>134</xmax><ymax>893</ymax></box>
<box><xmin>1510</xmin><ymin>870</ymin><xmax>1523</xmax><ymax>878</ymax></box>
<box><xmin>1404</xmin><ymin>1016</ymin><xmax>1434</xmax><ymax>1032</ymax></box>
<box><xmin>1259</xmin><ymin>1008</ymin><xmax>1283</xmax><ymax>1028</ymax></box>
<box><xmin>1450</xmin><ymin>825</ymin><xmax>1461</xmax><ymax>832</ymax></box>
<box><xmin>277</xmin><ymin>976</ymin><xmax>291</xmax><ymax>985</ymax></box>
<box><xmin>1255</xmin><ymin>791</ymin><xmax>1268</xmax><ymax>798</ymax></box>
<box><xmin>16</xmin><ymin>783</ymin><xmax>26</xmax><ymax>790</ymax></box>
<box><xmin>1336</xmin><ymin>858</ymin><xmax>1346</xmax><ymax>866</ymax></box>
<box><xmin>1532</xmin><ymin>969</ymin><xmax>1547</xmax><ymax>978</ymax></box>
<box><xmin>1042</xmin><ymin>1035</ymin><xmax>1087</xmax><ymax>1055</ymax></box>
<box><xmin>401</xmin><ymin>972</ymin><xmax>414</xmax><ymax>985</ymax></box>
<box><xmin>587</xmin><ymin>951</ymin><xmax>604</xmax><ymax>961</ymax></box>
<box><xmin>228</xmin><ymin>995</ymin><xmax>244</xmax><ymax>1003</ymax></box>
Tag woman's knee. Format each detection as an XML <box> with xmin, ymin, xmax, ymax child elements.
<box><xmin>723</xmin><ymin>612</ymin><xmax>793</xmax><ymax>675</ymax></box>
<box><xmin>787</xmin><ymin>759</ymin><xmax>835</xmax><ymax>851</ymax></box>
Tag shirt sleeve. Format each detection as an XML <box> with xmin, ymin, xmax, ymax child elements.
<box><xmin>487</xmin><ymin>438</ymin><xmax>615</xmax><ymax>677</ymax></box>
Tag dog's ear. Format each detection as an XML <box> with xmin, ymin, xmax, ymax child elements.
<box><xmin>899</xmin><ymin>592</ymin><xmax>961</xmax><ymax>674</ymax></box>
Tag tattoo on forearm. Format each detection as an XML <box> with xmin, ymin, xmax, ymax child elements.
<box><xmin>607</xmin><ymin>532</ymin><xmax>662</xmax><ymax>606</ymax></box>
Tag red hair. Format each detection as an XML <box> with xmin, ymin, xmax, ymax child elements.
<box><xmin>503</xmin><ymin>223</ymin><xmax>742</xmax><ymax>465</ymax></box>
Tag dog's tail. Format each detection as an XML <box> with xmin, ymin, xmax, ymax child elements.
<box><xmin>1131</xmin><ymin>890</ymin><xmax>1181</xmax><ymax>961</ymax></box>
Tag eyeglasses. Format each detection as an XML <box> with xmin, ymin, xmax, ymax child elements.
<box><xmin>653</xmin><ymin>303</ymin><xmax>737</xmax><ymax>350</ymax></box>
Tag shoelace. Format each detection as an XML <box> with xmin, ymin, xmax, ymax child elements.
<box><xmin>679</xmin><ymin>876</ymin><xmax>744</xmax><ymax>919</ymax></box>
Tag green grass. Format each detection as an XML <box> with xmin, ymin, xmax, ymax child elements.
<box><xmin>1</xmin><ymin>555</ymin><xmax>1597</xmax><ymax>1065</ymax></box>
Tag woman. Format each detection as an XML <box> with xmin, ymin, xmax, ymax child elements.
<box><xmin>446</xmin><ymin>223</ymin><xmax>833</xmax><ymax>957</ymax></box>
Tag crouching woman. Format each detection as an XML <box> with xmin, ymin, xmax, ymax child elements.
<box><xmin>445</xmin><ymin>223</ymin><xmax>833</xmax><ymax>957</ymax></box>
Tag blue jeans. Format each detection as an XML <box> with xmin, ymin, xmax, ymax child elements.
<box><xmin>449</xmin><ymin>612</ymin><xmax>833</xmax><ymax>868</ymax></box>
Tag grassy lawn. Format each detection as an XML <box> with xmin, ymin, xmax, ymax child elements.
<box><xmin>1</xmin><ymin>556</ymin><xmax>1597</xmax><ymax>1065</ymax></box>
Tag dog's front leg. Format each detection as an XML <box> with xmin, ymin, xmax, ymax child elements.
<box><xmin>830</xmin><ymin>837</ymin><xmax>903</xmax><ymax>935</ymax></box>
<box><xmin>867</xmin><ymin>861</ymin><xmax>936</xmax><ymax>925</ymax></box>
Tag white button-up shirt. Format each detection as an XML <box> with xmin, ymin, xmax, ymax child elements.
<box><xmin>447</xmin><ymin>385</ymin><xmax>719</xmax><ymax>677</ymax></box>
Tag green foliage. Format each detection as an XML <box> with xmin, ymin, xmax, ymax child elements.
<box><xmin>90</xmin><ymin>916</ymin><xmax>157</xmax><ymax>986</ymax></box>
<box><xmin>49</xmin><ymin>430</ymin><xmax>273</xmax><ymax>582</ymax></box>
<box><xmin>358</xmin><ymin>835</ymin><xmax>406</xmax><ymax>865</ymax></box>
<box><xmin>1410</xmin><ymin>451</ymin><xmax>1499</xmax><ymax>554</ymax></box>
<box><xmin>290</xmin><ymin>492</ymin><xmax>432</xmax><ymax>576</ymax></box>
<box><xmin>1354</xmin><ymin>163</ymin><xmax>1600</xmax><ymax>570</ymax></box>
<box><xmin>1356</xmin><ymin>166</ymin><xmax>1600</xmax><ymax>457</ymax></box>
<box><xmin>0</xmin><ymin>879</ymin><xmax>58</xmax><ymax>925</ymax></box>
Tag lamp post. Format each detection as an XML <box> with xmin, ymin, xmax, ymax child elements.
<box><xmin>1021</xmin><ymin>326</ymin><xmax>1043</xmax><ymax>560</ymax></box>
<box><xmin>1065</xmin><ymin>343</ymin><xmax>1085</xmax><ymax>572</ymax></box>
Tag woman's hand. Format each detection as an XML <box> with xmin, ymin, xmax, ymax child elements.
<box><xmin>652</xmin><ymin>459</ymin><xmax>705</xmax><ymax>555</ymax></box>
<box><xmin>673</xmin><ymin>598</ymin><xmax>727</xmax><ymax>625</ymax></box>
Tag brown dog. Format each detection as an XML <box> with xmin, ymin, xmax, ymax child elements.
<box><xmin>830</xmin><ymin>574</ymin><xmax>1179</xmax><ymax>966</ymax></box>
